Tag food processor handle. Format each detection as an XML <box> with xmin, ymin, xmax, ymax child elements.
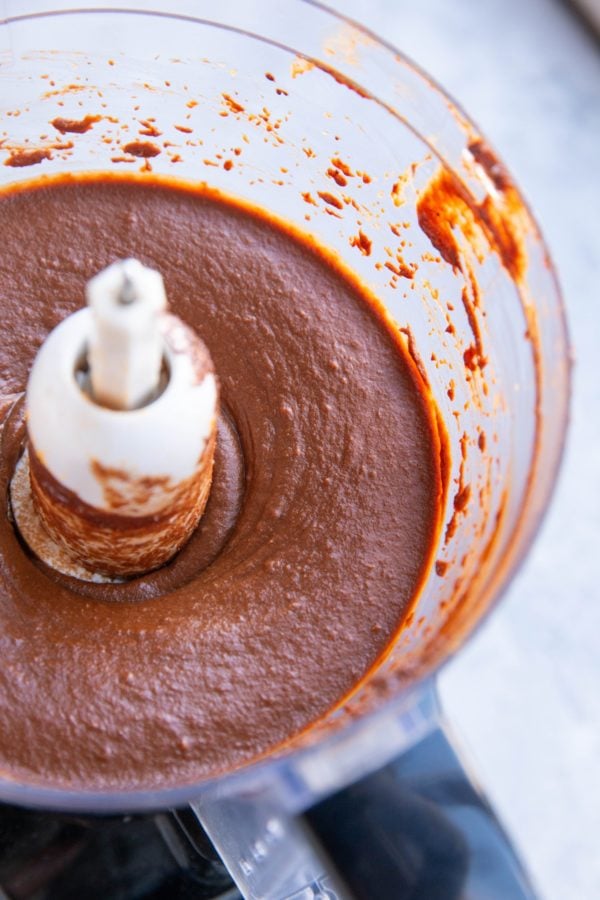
<box><xmin>193</xmin><ymin>682</ymin><xmax>539</xmax><ymax>899</ymax></box>
<box><xmin>300</xmin><ymin>688</ymin><xmax>538</xmax><ymax>900</ymax></box>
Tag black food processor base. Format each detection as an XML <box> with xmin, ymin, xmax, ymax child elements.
<box><xmin>0</xmin><ymin>805</ymin><xmax>239</xmax><ymax>900</ymax></box>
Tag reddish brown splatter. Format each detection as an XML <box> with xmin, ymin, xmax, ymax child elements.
<box><xmin>391</xmin><ymin>179</ymin><xmax>407</xmax><ymax>207</ymax></box>
<box><xmin>222</xmin><ymin>93</ymin><xmax>245</xmax><ymax>114</ymax></box>
<box><xmin>331</xmin><ymin>157</ymin><xmax>353</xmax><ymax>177</ymax></box>
<box><xmin>399</xmin><ymin>327</ymin><xmax>429</xmax><ymax>387</ymax></box>
<box><xmin>445</xmin><ymin>515</ymin><xmax>459</xmax><ymax>543</ymax></box>
<box><xmin>318</xmin><ymin>63</ymin><xmax>370</xmax><ymax>99</ymax></box>
<box><xmin>463</xmin><ymin>345</ymin><xmax>479</xmax><ymax>372</ymax></box>
<box><xmin>384</xmin><ymin>259</ymin><xmax>415</xmax><ymax>279</ymax></box>
<box><xmin>443</xmin><ymin>430</ymin><xmax>473</xmax><ymax>545</ymax></box>
<box><xmin>50</xmin><ymin>114</ymin><xmax>101</xmax><ymax>134</ymax></box>
<box><xmin>435</xmin><ymin>560</ymin><xmax>449</xmax><ymax>577</ymax></box>
<box><xmin>478</xmin><ymin>194</ymin><xmax>525</xmax><ymax>282</ymax></box>
<box><xmin>290</xmin><ymin>57</ymin><xmax>315</xmax><ymax>78</ymax></box>
<box><xmin>122</xmin><ymin>140</ymin><xmax>160</xmax><ymax>158</ymax></box>
<box><xmin>223</xmin><ymin>159</ymin><xmax>234</xmax><ymax>171</ymax></box>
<box><xmin>42</xmin><ymin>83</ymin><xmax>86</xmax><ymax>99</ymax></box>
<box><xmin>4</xmin><ymin>148</ymin><xmax>52</xmax><ymax>167</ymax></box>
<box><xmin>317</xmin><ymin>191</ymin><xmax>343</xmax><ymax>210</ymax></box>
<box><xmin>301</xmin><ymin>191</ymin><xmax>317</xmax><ymax>206</ymax></box>
<box><xmin>417</xmin><ymin>165</ymin><xmax>526</xmax><ymax>282</ymax></box>
<box><xmin>461</xmin><ymin>284</ymin><xmax>486</xmax><ymax>371</ymax></box>
<box><xmin>327</xmin><ymin>167</ymin><xmax>347</xmax><ymax>187</ymax></box>
<box><xmin>174</xmin><ymin>124</ymin><xmax>193</xmax><ymax>134</ymax></box>
<box><xmin>350</xmin><ymin>230</ymin><xmax>372</xmax><ymax>257</ymax></box>
<box><xmin>416</xmin><ymin>171</ymin><xmax>464</xmax><ymax>269</ymax></box>
<box><xmin>445</xmin><ymin>484</ymin><xmax>472</xmax><ymax>540</ymax></box>
<box><xmin>478</xmin><ymin>431</ymin><xmax>487</xmax><ymax>452</ymax></box>
<box><xmin>265</xmin><ymin>72</ymin><xmax>275</xmax><ymax>81</ymax></box>
<box><xmin>468</xmin><ymin>138</ymin><xmax>511</xmax><ymax>192</ymax></box>
<box><xmin>138</xmin><ymin>119</ymin><xmax>161</xmax><ymax>138</ymax></box>
<box><xmin>276</xmin><ymin>88</ymin><xmax>289</xmax><ymax>96</ymax></box>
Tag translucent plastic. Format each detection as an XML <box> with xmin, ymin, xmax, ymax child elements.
<box><xmin>0</xmin><ymin>0</ymin><xmax>569</xmax><ymax>855</ymax></box>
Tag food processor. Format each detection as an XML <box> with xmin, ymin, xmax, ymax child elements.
<box><xmin>0</xmin><ymin>2</ymin><xmax>570</xmax><ymax>898</ymax></box>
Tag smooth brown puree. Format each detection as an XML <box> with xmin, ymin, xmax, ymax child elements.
<box><xmin>0</xmin><ymin>174</ymin><xmax>442</xmax><ymax>791</ymax></box>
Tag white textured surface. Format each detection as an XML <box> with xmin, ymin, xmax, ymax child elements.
<box><xmin>323</xmin><ymin>1</ymin><xmax>599</xmax><ymax>898</ymax></box>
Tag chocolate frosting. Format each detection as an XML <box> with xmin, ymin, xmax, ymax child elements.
<box><xmin>0</xmin><ymin>175</ymin><xmax>442</xmax><ymax>790</ymax></box>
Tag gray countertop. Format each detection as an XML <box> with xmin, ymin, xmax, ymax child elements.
<box><xmin>325</xmin><ymin>1</ymin><xmax>599</xmax><ymax>898</ymax></box>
